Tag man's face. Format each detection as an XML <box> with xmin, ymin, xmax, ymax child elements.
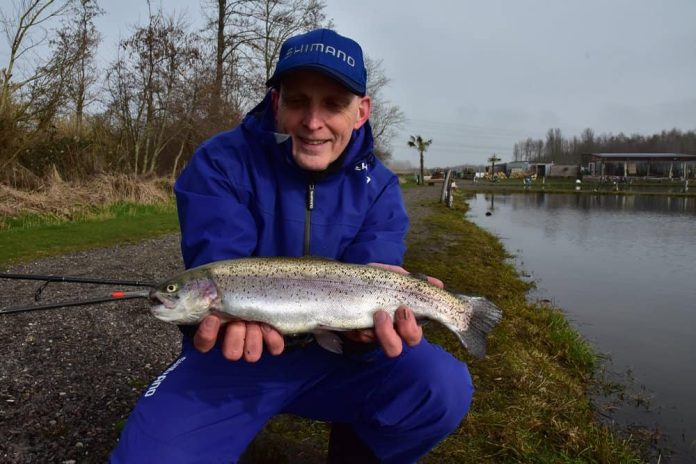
<box><xmin>272</xmin><ymin>70</ymin><xmax>371</xmax><ymax>171</ymax></box>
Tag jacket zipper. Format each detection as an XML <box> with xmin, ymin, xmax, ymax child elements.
<box><xmin>303</xmin><ymin>182</ymin><xmax>315</xmax><ymax>255</ymax></box>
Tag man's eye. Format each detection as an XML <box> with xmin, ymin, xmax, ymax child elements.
<box><xmin>325</xmin><ymin>100</ymin><xmax>348</xmax><ymax>111</ymax></box>
<box><xmin>283</xmin><ymin>97</ymin><xmax>306</xmax><ymax>108</ymax></box>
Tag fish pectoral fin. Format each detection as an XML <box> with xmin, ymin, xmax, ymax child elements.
<box><xmin>209</xmin><ymin>310</ymin><xmax>241</xmax><ymax>323</ymax></box>
<box><xmin>209</xmin><ymin>299</ymin><xmax>224</xmax><ymax>313</ymax></box>
<box><xmin>313</xmin><ymin>330</ymin><xmax>343</xmax><ymax>354</ymax></box>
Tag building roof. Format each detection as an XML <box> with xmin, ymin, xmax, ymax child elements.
<box><xmin>507</xmin><ymin>161</ymin><xmax>529</xmax><ymax>167</ymax></box>
<box><xmin>589</xmin><ymin>153</ymin><xmax>696</xmax><ymax>160</ymax></box>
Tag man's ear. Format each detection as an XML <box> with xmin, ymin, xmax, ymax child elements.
<box><xmin>271</xmin><ymin>88</ymin><xmax>280</xmax><ymax>116</ymax></box>
<box><xmin>354</xmin><ymin>96</ymin><xmax>371</xmax><ymax>129</ymax></box>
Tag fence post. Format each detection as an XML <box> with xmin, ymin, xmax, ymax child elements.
<box><xmin>440</xmin><ymin>169</ymin><xmax>453</xmax><ymax>203</ymax></box>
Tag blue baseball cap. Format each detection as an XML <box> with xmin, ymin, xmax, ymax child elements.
<box><xmin>266</xmin><ymin>28</ymin><xmax>367</xmax><ymax>96</ymax></box>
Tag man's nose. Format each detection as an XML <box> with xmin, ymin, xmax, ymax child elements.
<box><xmin>302</xmin><ymin>106</ymin><xmax>323</xmax><ymax>130</ymax></box>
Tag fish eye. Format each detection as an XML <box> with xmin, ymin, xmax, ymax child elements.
<box><xmin>166</xmin><ymin>283</ymin><xmax>178</xmax><ymax>293</ymax></box>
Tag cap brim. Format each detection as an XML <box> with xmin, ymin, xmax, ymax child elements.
<box><xmin>266</xmin><ymin>64</ymin><xmax>365</xmax><ymax>97</ymax></box>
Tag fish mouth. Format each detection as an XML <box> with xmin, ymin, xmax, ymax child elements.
<box><xmin>148</xmin><ymin>290</ymin><xmax>176</xmax><ymax>309</ymax></box>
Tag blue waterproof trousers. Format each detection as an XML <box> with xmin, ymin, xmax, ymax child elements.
<box><xmin>110</xmin><ymin>338</ymin><xmax>473</xmax><ymax>464</ymax></box>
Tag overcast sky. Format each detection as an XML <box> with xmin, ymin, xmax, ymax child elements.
<box><xmin>328</xmin><ymin>0</ymin><xmax>696</xmax><ymax>166</ymax></box>
<box><xmin>4</xmin><ymin>0</ymin><xmax>696</xmax><ymax>167</ymax></box>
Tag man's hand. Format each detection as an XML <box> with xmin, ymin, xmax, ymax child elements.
<box><xmin>344</xmin><ymin>263</ymin><xmax>444</xmax><ymax>357</ymax></box>
<box><xmin>193</xmin><ymin>316</ymin><xmax>285</xmax><ymax>362</ymax></box>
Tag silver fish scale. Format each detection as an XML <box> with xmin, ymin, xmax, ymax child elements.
<box><xmin>202</xmin><ymin>257</ymin><xmax>473</xmax><ymax>334</ymax></box>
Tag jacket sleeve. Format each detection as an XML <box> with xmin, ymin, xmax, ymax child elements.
<box><xmin>174</xmin><ymin>141</ymin><xmax>257</xmax><ymax>269</ymax></box>
<box><xmin>341</xmin><ymin>174</ymin><xmax>409</xmax><ymax>266</ymax></box>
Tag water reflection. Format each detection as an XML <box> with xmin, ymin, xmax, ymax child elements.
<box><xmin>502</xmin><ymin>192</ymin><xmax>696</xmax><ymax>214</ymax></box>
<box><xmin>468</xmin><ymin>192</ymin><xmax>696</xmax><ymax>463</ymax></box>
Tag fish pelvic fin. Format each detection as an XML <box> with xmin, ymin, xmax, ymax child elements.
<box><xmin>313</xmin><ymin>330</ymin><xmax>344</xmax><ymax>354</ymax></box>
<box><xmin>449</xmin><ymin>295</ymin><xmax>502</xmax><ymax>359</ymax></box>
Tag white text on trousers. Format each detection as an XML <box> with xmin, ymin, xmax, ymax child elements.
<box><xmin>144</xmin><ymin>356</ymin><xmax>187</xmax><ymax>397</ymax></box>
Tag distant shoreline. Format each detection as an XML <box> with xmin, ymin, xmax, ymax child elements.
<box><xmin>449</xmin><ymin>178</ymin><xmax>694</xmax><ymax>197</ymax></box>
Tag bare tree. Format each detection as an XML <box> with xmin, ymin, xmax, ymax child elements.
<box><xmin>579</xmin><ymin>127</ymin><xmax>595</xmax><ymax>154</ymax></box>
<box><xmin>246</xmin><ymin>0</ymin><xmax>330</xmax><ymax>95</ymax></box>
<box><xmin>63</xmin><ymin>0</ymin><xmax>102</xmax><ymax>133</ymax></box>
<box><xmin>199</xmin><ymin>0</ymin><xmax>331</xmax><ymax>114</ymax></box>
<box><xmin>0</xmin><ymin>0</ymin><xmax>70</xmax><ymax>114</ymax></box>
<box><xmin>32</xmin><ymin>0</ymin><xmax>103</xmax><ymax>135</ymax></box>
<box><xmin>533</xmin><ymin>139</ymin><xmax>543</xmax><ymax>161</ymax></box>
<box><xmin>0</xmin><ymin>0</ymin><xmax>70</xmax><ymax>172</ymax></box>
<box><xmin>168</xmin><ymin>38</ymin><xmax>213</xmax><ymax>179</ymax></box>
<box><xmin>522</xmin><ymin>138</ymin><xmax>537</xmax><ymax>161</ymax></box>
<box><xmin>200</xmin><ymin>0</ymin><xmax>256</xmax><ymax>117</ymax></box>
<box><xmin>106</xmin><ymin>6</ymin><xmax>203</xmax><ymax>175</ymax></box>
<box><xmin>544</xmin><ymin>128</ymin><xmax>563</xmax><ymax>161</ymax></box>
<box><xmin>365</xmin><ymin>56</ymin><xmax>404</xmax><ymax>161</ymax></box>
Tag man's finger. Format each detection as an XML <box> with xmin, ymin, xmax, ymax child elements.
<box><xmin>394</xmin><ymin>306</ymin><xmax>423</xmax><ymax>347</ymax></box>
<box><xmin>193</xmin><ymin>314</ymin><xmax>221</xmax><ymax>353</ymax></box>
<box><xmin>373</xmin><ymin>310</ymin><xmax>403</xmax><ymax>357</ymax></box>
<box><xmin>367</xmin><ymin>262</ymin><xmax>408</xmax><ymax>274</ymax></box>
<box><xmin>426</xmin><ymin>276</ymin><xmax>444</xmax><ymax>289</ymax></box>
<box><xmin>221</xmin><ymin>321</ymin><xmax>246</xmax><ymax>361</ymax></box>
<box><xmin>261</xmin><ymin>324</ymin><xmax>285</xmax><ymax>355</ymax></box>
<box><xmin>367</xmin><ymin>262</ymin><xmax>444</xmax><ymax>289</ymax></box>
<box><xmin>344</xmin><ymin>329</ymin><xmax>376</xmax><ymax>343</ymax></box>
<box><xmin>243</xmin><ymin>323</ymin><xmax>263</xmax><ymax>362</ymax></box>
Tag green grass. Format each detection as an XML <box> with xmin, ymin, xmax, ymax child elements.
<box><xmin>398</xmin><ymin>177</ymin><xmax>421</xmax><ymax>189</ymax></box>
<box><xmin>0</xmin><ymin>202</ymin><xmax>179</xmax><ymax>266</ymax></box>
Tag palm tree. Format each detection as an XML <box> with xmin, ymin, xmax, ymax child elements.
<box><xmin>407</xmin><ymin>135</ymin><xmax>433</xmax><ymax>185</ymax></box>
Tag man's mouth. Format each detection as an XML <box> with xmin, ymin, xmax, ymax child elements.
<box><xmin>300</xmin><ymin>137</ymin><xmax>328</xmax><ymax>146</ymax></box>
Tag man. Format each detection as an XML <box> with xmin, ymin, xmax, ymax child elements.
<box><xmin>111</xmin><ymin>29</ymin><xmax>473</xmax><ymax>463</ymax></box>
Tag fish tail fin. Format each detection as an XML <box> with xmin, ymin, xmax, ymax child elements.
<box><xmin>448</xmin><ymin>295</ymin><xmax>502</xmax><ymax>359</ymax></box>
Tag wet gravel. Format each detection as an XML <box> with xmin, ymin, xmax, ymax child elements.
<box><xmin>0</xmin><ymin>185</ymin><xmax>441</xmax><ymax>463</ymax></box>
<box><xmin>0</xmin><ymin>236</ymin><xmax>184</xmax><ymax>463</ymax></box>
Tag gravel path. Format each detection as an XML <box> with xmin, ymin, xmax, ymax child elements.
<box><xmin>0</xmin><ymin>185</ymin><xmax>442</xmax><ymax>463</ymax></box>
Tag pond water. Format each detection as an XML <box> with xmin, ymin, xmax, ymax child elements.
<box><xmin>466</xmin><ymin>192</ymin><xmax>696</xmax><ymax>463</ymax></box>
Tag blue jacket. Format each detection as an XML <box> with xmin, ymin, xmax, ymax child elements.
<box><xmin>174</xmin><ymin>92</ymin><xmax>409</xmax><ymax>269</ymax></box>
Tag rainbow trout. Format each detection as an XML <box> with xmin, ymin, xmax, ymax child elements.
<box><xmin>149</xmin><ymin>257</ymin><xmax>502</xmax><ymax>358</ymax></box>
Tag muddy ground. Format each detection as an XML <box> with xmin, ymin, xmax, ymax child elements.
<box><xmin>0</xmin><ymin>185</ymin><xmax>442</xmax><ymax>463</ymax></box>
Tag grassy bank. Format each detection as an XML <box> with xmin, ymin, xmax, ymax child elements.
<box><xmin>402</xmin><ymin>193</ymin><xmax>643</xmax><ymax>462</ymax></box>
<box><xmin>0</xmin><ymin>202</ymin><xmax>179</xmax><ymax>266</ymax></box>
<box><xmin>0</xmin><ymin>174</ymin><xmax>178</xmax><ymax>266</ymax></box>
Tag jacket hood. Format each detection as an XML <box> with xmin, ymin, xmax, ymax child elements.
<box><xmin>242</xmin><ymin>92</ymin><xmax>376</xmax><ymax>174</ymax></box>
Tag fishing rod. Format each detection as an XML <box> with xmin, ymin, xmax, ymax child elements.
<box><xmin>0</xmin><ymin>291</ymin><xmax>151</xmax><ymax>315</ymax></box>
<box><xmin>0</xmin><ymin>272</ymin><xmax>156</xmax><ymax>315</ymax></box>
<box><xmin>0</xmin><ymin>273</ymin><xmax>157</xmax><ymax>287</ymax></box>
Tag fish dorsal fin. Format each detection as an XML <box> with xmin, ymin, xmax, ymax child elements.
<box><xmin>299</xmin><ymin>255</ymin><xmax>336</xmax><ymax>262</ymax></box>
